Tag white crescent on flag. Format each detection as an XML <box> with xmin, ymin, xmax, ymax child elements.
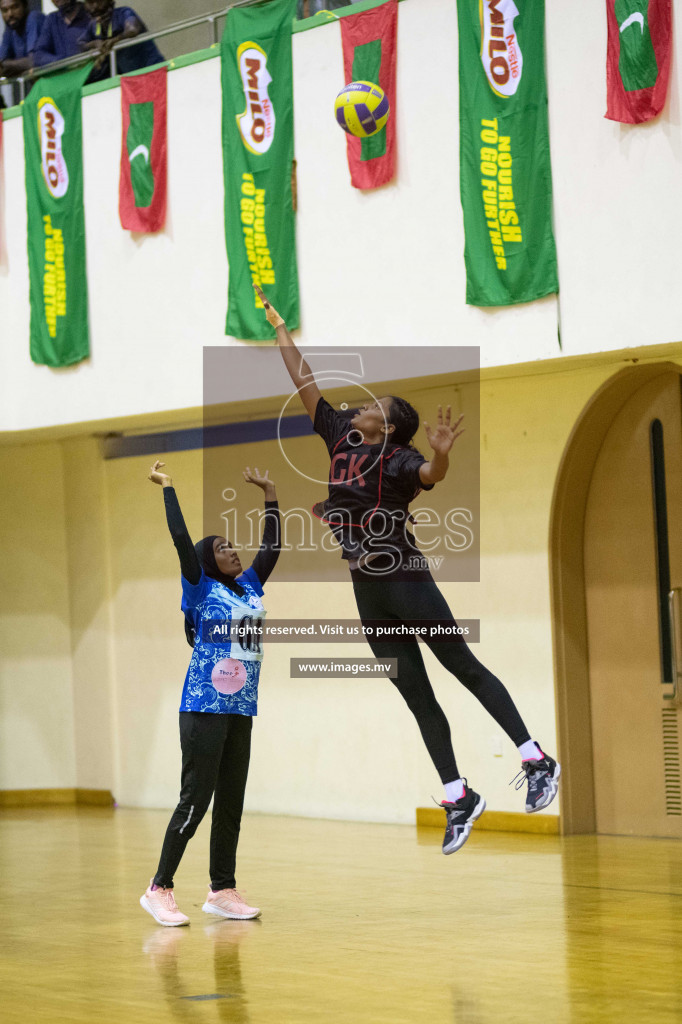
<box><xmin>619</xmin><ymin>12</ymin><xmax>645</xmax><ymax>34</ymax></box>
<box><xmin>129</xmin><ymin>144</ymin><xmax>150</xmax><ymax>165</ymax></box>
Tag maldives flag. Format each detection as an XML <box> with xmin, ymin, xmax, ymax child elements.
<box><xmin>605</xmin><ymin>0</ymin><xmax>672</xmax><ymax>123</ymax></box>
<box><xmin>119</xmin><ymin>66</ymin><xmax>167</xmax><ymax>232</ymax></box>
<box><xmin>340</xmin><ymin>0</ymin><xmax>397</xmax><ymax>190</ymax></box>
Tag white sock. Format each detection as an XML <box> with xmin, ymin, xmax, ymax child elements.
<box><xmin>444</xmin><ymin>779</ymin><xmax>465</xmax><ymax>803</ymax></box>
<box><xmin>518</xmin><ymin>739</ymin><xmax>543</xmax><ymax>762</ymax></box>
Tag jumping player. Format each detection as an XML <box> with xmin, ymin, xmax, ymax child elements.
<box><xmin>140</xmin><ymin>460</ymin><xmax>280</xmax><ymax>925</ymax></box>
<box><xmin>255</xmin><ymin>284</ymin><xmax>560</xmax><ymax>855</ymax></box>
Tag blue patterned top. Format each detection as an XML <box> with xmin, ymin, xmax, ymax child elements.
<box><xmin>180</xmin><ymin>566</ymin><xmax>266</xmax><ymax>716</ymax></box>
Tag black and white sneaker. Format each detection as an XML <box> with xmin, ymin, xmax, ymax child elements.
<box><xmin>511</xmin><ymin>746</ymin><xmax>561</xmax><ymax>813</ymax></box>
<box><xmin>439</xmin><ymin>782</ymin><xmax>486</xmax><ymax>855</ymax></box>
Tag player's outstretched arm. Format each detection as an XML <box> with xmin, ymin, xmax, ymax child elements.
<box><xmin>243</xmin><ymin>467</ymin><xmax>281</xmax><ymax>585</ymax></box>
<box><xmin>253</xmin><ymin>284</ymin><xmax>322</xmax><ymax>422</ymax></box>
<box><xmin>149</xmin><ymin>460</ymin><xmax>201</xmax><ymax>585</ymax></box>
<box><xmin>419</xmin><ymin>407</ymin><xmax>465</xmax><ymax>486</ymax></box>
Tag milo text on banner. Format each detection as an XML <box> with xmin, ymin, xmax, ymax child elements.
<box><xmin>457</xmin><ymin>0</ymin><xmax>558</xmax><ymax>307</ymax></box>
<box><xmin>23</xmin><ymin>63</ymin><xmax>92</xmax><ymax>367</ymax></box>
<box><xmin>221</xmin><ymin>0</ymin><xmax>299</xmax><ymax>341</ymax></box>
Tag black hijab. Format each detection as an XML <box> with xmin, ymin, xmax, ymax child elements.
<box><xmin>184</xmin><ymin>535</ymin><xmax>244</xmax><ymax>648</ymax></box>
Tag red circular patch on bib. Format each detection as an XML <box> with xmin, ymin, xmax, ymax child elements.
<box><xmin>211</xmin><ymin>658</ymin><xmax>247</xmax><ymax>695</ymax></box>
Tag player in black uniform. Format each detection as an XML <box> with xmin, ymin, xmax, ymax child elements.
<box><xmin>254</xmin><ymin>286</ymin><xmax>560</xmax><ymax>854</ymax></box>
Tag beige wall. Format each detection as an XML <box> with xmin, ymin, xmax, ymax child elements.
<box><xmin>8</xmin><ymin>351</ymin><xmax>680</xmax><ymax>819</ymax></box>
<box><xmin>0</xmin><ymin>442</ymin><xmax>76</xmax><ymax>789</ymax></box>
<box><xmin>62</xmin><ymin>437</ymin><xmax>116</xmax><ymax>792</ymax></box>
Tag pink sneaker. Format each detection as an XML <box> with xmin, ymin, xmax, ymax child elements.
<box><xmin>140</xmin><ymin>880</ymin><xmax>190</xmax><ymax>927</ymax></box>
<box><xmin>202</xmin><ymin>887</ymin><xmax>261</xmax><ymax>920</ymax></box>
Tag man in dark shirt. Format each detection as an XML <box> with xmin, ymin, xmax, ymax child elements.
<box><xmin>80</xmin><ymin>0</ymin><xmax>163</xmax><ymax>78</ymax></box>
<box><xmin>33</xmin><ymin>0</ymin><xmax>91</xmax><ymax>67</ymax></box>
<box><xmin>0</xmin><ymin>0</ymin><xmax>45</xmax><ymax>77</ymax></box>
<box><xmin>296</xmin><ymin>0</ymin><xmax>352</xmax><ymax>18</ymax></box>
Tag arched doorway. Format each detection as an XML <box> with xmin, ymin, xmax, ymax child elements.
<box><xmin>551</xmin><ymin>363</ymin><xmax>682</xmax><ymax>836</ymax></box>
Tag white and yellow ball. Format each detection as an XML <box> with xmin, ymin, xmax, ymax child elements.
<box><xmin>334</xmin><ymin>81</ymin><xmax>389</xmax><ymax>138</ymax></box>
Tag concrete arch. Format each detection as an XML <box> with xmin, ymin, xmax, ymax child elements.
<box><xmin>550</xmin><ymin>361</ymin><xmax>682</xmax><ymax>834</ymax></box>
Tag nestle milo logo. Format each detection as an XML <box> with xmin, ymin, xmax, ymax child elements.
<box><xmin>37</xmin><ymin>97</ymin><xmax>69</xmax><ymax>198</ymax></box>
<box><xmin>479</xmin><ymin>0</ymin><xmax>523</xmax><ymax>98</ymax></box>
<box><xmin>236</xmin><ymin>41</ymin><xmax>276</xmax><ymax>155</ymax></box>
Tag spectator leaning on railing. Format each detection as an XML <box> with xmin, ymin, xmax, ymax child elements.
<box><xmin>33</xmin><ymin>0</ymin><xmax>92</xmax><ymax>68</ymax></box>
<box><xmin>296</xmin><ymin>0</ymin><xmax>354</xmax><ymax>19</ymax></box>
<box><xmin>79</xmin><ymin>0</ymin><xmax>164</xmax><ymax>79</ymax></box>
<box><xmin>0</xmin><ymin>0</ymin><xmax>45</xmax><ymax>78</ymax></box>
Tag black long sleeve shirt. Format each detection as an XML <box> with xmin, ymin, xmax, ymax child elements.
<box><xmin>162</xmin><ymin>486</ymin><xmax>281</xmax><ymax>590</ymax></box>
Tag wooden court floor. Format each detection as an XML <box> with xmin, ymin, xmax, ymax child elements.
<box><xmin>1</xmin><ymin>807</ymin><xmax>682</xmax><ymax>1024</ymax></box>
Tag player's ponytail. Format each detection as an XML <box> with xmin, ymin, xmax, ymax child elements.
<box><xmin>387</xmin><ymin>396</ymin><xmax>420</xmax><ymax>450</ymax></box>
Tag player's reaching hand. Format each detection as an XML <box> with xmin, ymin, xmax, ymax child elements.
<box><xmin>255</xmin><ymin>284</ymin><xmax>322</xmax><ymax>422</ymax></box>
<box><xmin>243</xmin><ymin>466</ymin><xmax>273</xmax><ymax>489</ymax></box>
<box><xmin>253</xmin><ymin>284</ymin><xmax>285</xmax><ymax>329</ymax></box>
<box><xmin>423</xmin><ymin>407</ymin><xmax>465</xmax><ymax>457</ymax></box>
<box><xmin>243</xmin><ymin>466</ymin><xmax>276</xmax><ymax>501</ymax></box>
<box><xmin>149</xmin><ymin>460</ymin><xmax>173</xmax><ymax>487</ymax></box>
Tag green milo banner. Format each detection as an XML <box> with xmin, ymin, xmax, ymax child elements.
<box><xmin>23</xmin><ymin>63</ymin><xmax>91</xmax><ymax>366</ymax></box>
<box><xmin>457</xmin><ymin>0</ymin><xmax>558</xmax><ymax>307</ymax></box>
<box><xmin>221</xmin><ymin>0</ymin><xmax>299</xmax><ymax>340</ymax></box>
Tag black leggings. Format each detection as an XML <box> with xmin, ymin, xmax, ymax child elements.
<box><xmin>352</xmin><ymin>578</ymin><xmax>530</xmax><ymax>784</ymax></box>
<box><xmin>154</xmin><ymin>712</ymin><xmax>252</xmax><ymax>891</ymax></box>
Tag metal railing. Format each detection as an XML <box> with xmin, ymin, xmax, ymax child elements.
<box><xmin>0</xmin><ymin>0</ymin><xmax>260</xmax><ymax>104</ymax></box>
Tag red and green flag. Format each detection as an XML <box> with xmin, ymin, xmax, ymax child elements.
<box><xmin>221</xmin><ymin>0</ymin><xmax>299</xmax><ymax>341</ymax></box>
<box><xmin>119</xmin><ymin>66</ymin><xmax>167</xmax><ymax>232</ymax></box>
<box><xmin>457</xmin><ymin>0</ymin><xmax>558</xmax><ymax>307</ymax></box>
<box><xmin>605</xmin><ymin>0</ymin><xmax>671</xmax><ymax>123</ymax></box>
<box><xmin>340</xmin><ymin>0</ymin><xmax>397</xmax><ymax>190</ymax></box>
<box><xmin>23</xmin><ymin>63</ymin><xmax>91</xmax><ymax>367</ymax></box>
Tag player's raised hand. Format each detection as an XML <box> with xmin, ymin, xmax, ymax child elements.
<box><xmin>243</xmin><ymin>466</ymin><xmax>273</xmax><ymax>489</ymax></box>
<box><xmin>423</xmin><ymin>407</ymin><xmax>465</xmax><ymax>456</ymax></box>
<box><xmin>148</xmin><ymin>460</ymin><xmax>172</xmax><ymax>486</ymax></box>
<box><xmin>243</xmin><ymin>466</ymin><xmax>276</xmax><ymax>500</ymax></box>
<box><xmin>253</xmin><ymin>283</ymin><xmax>285</xmax><ymax>329</ymax></box>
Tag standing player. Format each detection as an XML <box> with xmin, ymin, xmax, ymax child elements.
<box><xmin>255</xmin><ymin>284</ymin><xmax>560</xmax><ymax>855</ymax></box>
<box><xmin>140</xmin><ymin>460</ymin><xmax>280</xmax><ymax>925</ymax></box>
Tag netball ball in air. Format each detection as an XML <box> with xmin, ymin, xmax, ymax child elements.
<box><xmin>334</xmin><ymin>80</ymin><xmax>389</xmax><ymax>138</ymax></box>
